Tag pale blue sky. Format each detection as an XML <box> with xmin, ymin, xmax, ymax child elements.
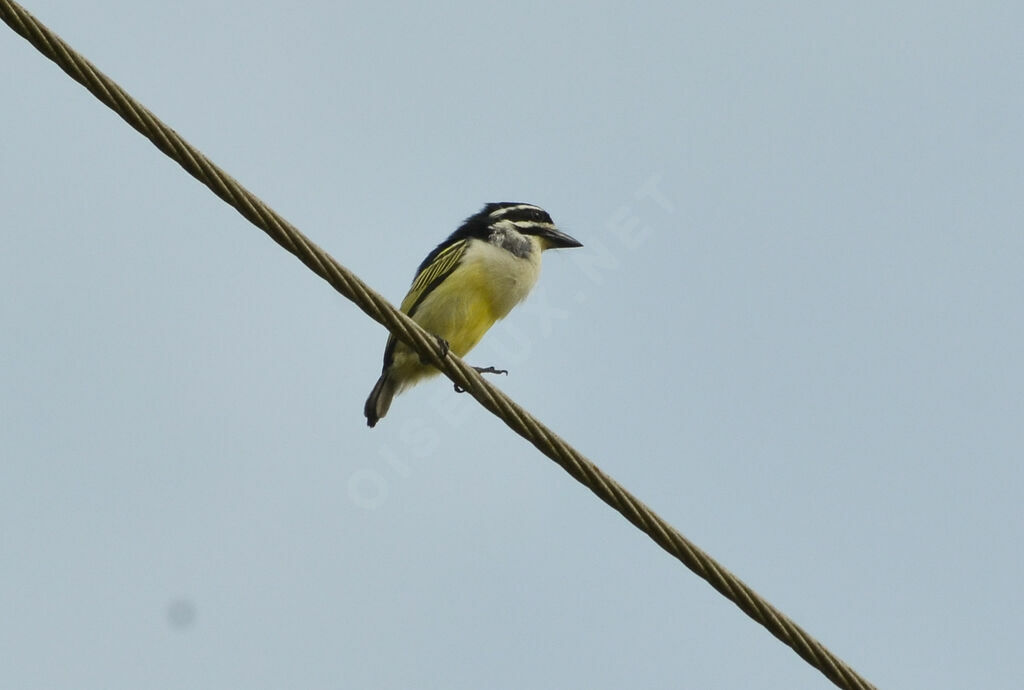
<box><xmin>3</xmin><ymin>2</ymin><xmax>1023</xmax><ymax>688</ymax></box>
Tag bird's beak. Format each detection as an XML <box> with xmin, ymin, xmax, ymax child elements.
<box><xmin>539</xmin><ymin>227</ymin><xmax>583</xmax><ymax>249</ymax></box>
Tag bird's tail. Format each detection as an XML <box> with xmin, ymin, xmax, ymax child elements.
<box><xmin>364</xmin><ymin>373</ymin><xmax>398</xmax><ymax>428</ymax></box>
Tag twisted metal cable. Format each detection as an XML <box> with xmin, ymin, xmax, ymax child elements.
<box><xmin>1</xmin><ymin>2</ymin><xmax>876</xmax><ymax>688</ymax></box>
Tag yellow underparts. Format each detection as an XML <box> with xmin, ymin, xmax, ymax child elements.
<box><xmin>388</xmin><ymin>260</ymin><xmax>508</xmax><ymax>390</ymax></box>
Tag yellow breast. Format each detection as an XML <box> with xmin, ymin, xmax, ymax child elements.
<box><xmin>387</xmin><ymin>237</ymin><xmax>543</xmax><ymax>388</ymax></box>
<box><xmin>413</xmin><ymin>237</ymin><xmax>542</xmax><ymax>354</ymax></box>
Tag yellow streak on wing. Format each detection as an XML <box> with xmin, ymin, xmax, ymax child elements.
<box><xmin>400</xmin><ymin>240</ymin><xmax>467</xmax><ymax>315</ymax></box>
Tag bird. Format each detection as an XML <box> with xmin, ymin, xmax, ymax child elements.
<box><xmin>364</xmin><ymin>202</ymin><xmax>582</xmax><ymax>427</ymax></box>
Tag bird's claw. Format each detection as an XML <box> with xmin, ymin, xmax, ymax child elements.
<box><xmin>474</xmin><ymin>366</ymin><xmax>508</xmax><ymax>376</ymax></box>
<box><xmin>420</xmin><ymin>336</ymin><xmax>450</xmax><ymax>365</ymax></box>
<box><xmin>454</xmin><ymin>366</ymin><xmax>509</xmax><ymax>393</ymax></box>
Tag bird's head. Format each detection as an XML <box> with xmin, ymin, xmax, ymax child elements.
<box><xmin>464</xmin><ymin>202</ymin><xmax>583</xmax><ymax>251</ymax></box>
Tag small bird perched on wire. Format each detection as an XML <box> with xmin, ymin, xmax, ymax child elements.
<box><xmin>364</xmin><ymin>202</ymin><xmax>582</xmax><ymax>427</ymax></box>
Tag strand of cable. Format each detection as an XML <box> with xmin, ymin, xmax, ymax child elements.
<box><xmin>1</xmin><ymin>3</ymin><xmax>875</xmax><ymax>689</ymax></box>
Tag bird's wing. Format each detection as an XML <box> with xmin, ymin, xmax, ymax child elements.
<box><xmin>379</xmin><ymin>238</ymin><xmax>468</xmax><ymax>370</ymax></box>
<box><xmin>400</xmin><ymin>238</ymin><xmax>468</xmax><ymax>316</ymax></box>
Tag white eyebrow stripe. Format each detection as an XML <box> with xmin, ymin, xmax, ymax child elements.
<box><xmin>510</xmin><ymin>220</ymin><xmax>555</xmax><ymax>230</ymax></box>
<box><xmin>488</xmin><ymin>204</ymin><xmax>545</xmax><ymax>219</ymax></box>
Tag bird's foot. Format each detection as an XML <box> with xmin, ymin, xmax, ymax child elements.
<box><xmin>454</xmin><ymin>366</ymin><xmax>509</xmax><ymax>393</ymax></box>
<box><xmin>474</xmin><ymin>365</ymin><xmax>508</xmax><ymax>376</ymax></box>
<box><xmin>420</xmin><ymin>336</ymin><xmax>450</xmax><ymax>365</ymax></box>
